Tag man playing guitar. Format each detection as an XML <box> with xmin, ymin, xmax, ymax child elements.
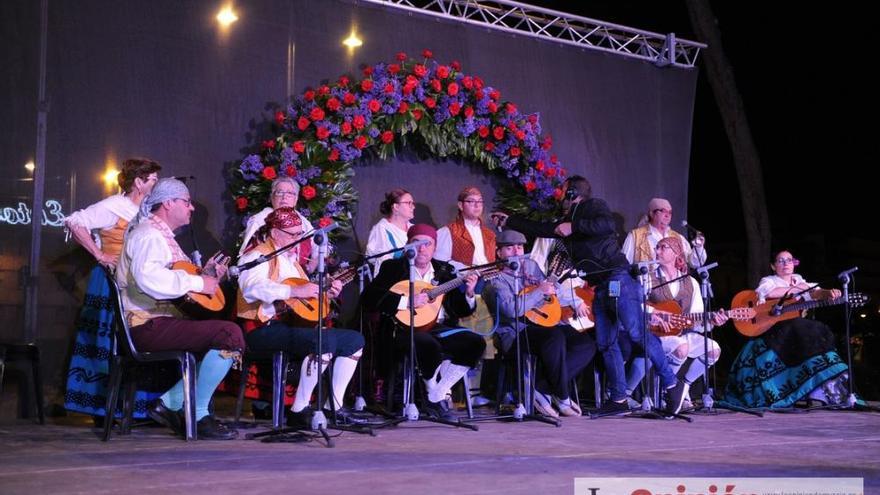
<box><xmin>481</xmin><ymin>230</ymin><xmax>596</xmax><ymax>418</ymax></box>
<box><xmin>236</xmin><ymin>207</ymin><xmax>366</xmax><ymax>427</ymax></box>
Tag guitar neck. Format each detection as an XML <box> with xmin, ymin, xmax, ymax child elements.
<box><xmin>426</xmin><ymin>276</ymin><xmax>466</xmax><ymax>299</ymax></box>
<box><xmin>784</xmin><ymin>296</ymin><xmax>843</xmax><ymax>314</ymax></box>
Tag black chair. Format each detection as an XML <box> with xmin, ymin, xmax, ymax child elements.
<box><xmin>0</xmin><ymin>342</ymin><xmax>45</xmax><ymax>424</ymax></box>
<box><xmin>101</xmin><ymin>268</ymin><xmax>198</xmax><ymax>441</ymax></box>
<box><xmin>233</xmin><ymin>349</ymin><xmax>291</xmax><ymax>429</ymax></box>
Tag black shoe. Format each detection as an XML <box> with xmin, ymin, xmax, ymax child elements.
<box><xmin>589</xmin><ymin>400</ymin><xmax>630</xmax><ymax>419</ymax></box>
<box><xmin>196</xmin><ymin>416</ymin><xmax>238</xmax><ymax>440</ymax></box>
<box><xmin>664</xmin><ymin>381</ymin><xmax>688</xmax><ymax>415</ymax></box>
<box><xmin>285</xmin><ymin>407</ymin><xmax>313</xmax><ymax>429</ymax></box>
<box><xmin>423</xmin><ymin>399</ymin><xmax>458</xmax><ymax>422</ymax></box>
<box><xmin>148</xmin><ymin>400</ymin><xmax>183</xmax><ymax>436</ymax></box>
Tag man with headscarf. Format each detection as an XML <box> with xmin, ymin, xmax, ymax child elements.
<box><xmin>624</xmin><ymin>236</ymin><xmax>726</xmax><ymax>410</ymax></box>
<box><xmin>363</xmin><ymin>224</ymin><xmax>484</xmax><ymax>421</ymax></box>
<box><xmin>116</xmin><ymin>178</ymin><xmax>245</xmax><ymax>439</ymax></box>
<box><xmin>621</xmin><ymin>197</ymin><xmax>707</xmax><ymax>269</ymax></box>
<box><xmin>236</xmin><ymin>206</ymin><xmax>366</xmax><ymax>427</ymax></box>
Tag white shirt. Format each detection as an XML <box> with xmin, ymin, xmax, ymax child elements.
<box><xmin>116</xmin><ymin>217</ymin><xmax>204</xmax><ymax>323</ymax></box>
<box><xmin>238</xmin><ymin>206</ymin><xmax>316</xmax><ymax>257</ymax></box>
<box><xmin>64</xmin><ymin>193</ymin><xmax>138</xmax><ymax>246</ymax></box>
<box><xmin>435</xmin><ymin>220</ymin><xmax>489</xmax><ymax>267</ymax></box>
<box><xmin>238</xmin><ymin>249</ymin><xmax>307</xmax><ymax>320</ymax></box>
<box><xmin>755</xmin><ymin>274</ymin><xmax>814</xmax><ymax>304</ymax></box>
<box><xmin>621</xmin><ymin>224</ymin><xmax>707</xmax><ymax>268</ymax></box>
<box><xmin>365</xmin><ymin>217</ymin><xmax>412</xmax><ymax>276</ymax></box>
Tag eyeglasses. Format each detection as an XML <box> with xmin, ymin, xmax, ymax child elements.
<box><xmin>396</xmin><ymin>201</ymin><xmax>415</xmax><ymax>206</ymax></box>
<box><xmin>462</xmin><ymin>200</ymin><xmax>484</xmax><ymax>205</ymax></box>
<box><xmin>657</xmin><ymin>244</ymin><xmax>673</xmax><ymax>251</ymax></box>
<box><xmin>174</xmin><ymin>198</ymin><xmax>192</xmax><ymax>206</ymax></box>
<box><xmin>272</xmin><ymin>191</ymin><xmax>297</xmax><ymax>198</ymax></box>
<box><xmin>652</xmin><ymin>208</ymin><xmax>672</xmax><ymax>215</ymax></box>
<box><xmin>775</xmin><ymin>257</ymin><xmax>797</xmax><ymax>265</ymax></box>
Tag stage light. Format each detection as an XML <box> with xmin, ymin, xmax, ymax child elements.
<box><xmin>216</xmin><ymin>5</ymin><xmax>238</xmax><ymax>27</ymax></box>
<box><xmin>102</xmin><ymin>167</ymin><xmax>120</xmax><ymax>189</ymax></box>
<box><xmin>343</xmin><ymin>32</ymin><xmax>363</xmax><ymax>48</ymax></box>
<box><xmin>25</xmin><ymin>161</ymin><xmax>35</xmax><ymax>172</ymax></box>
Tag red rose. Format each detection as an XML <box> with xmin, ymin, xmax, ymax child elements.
<box><xmin>412</xmin><ymin>109</ymin><xmax>423</xmax><ymax>120</ymax></box>
<box><xmin>535</xmin><ymin>160</ymin><xmax>545</xmax><ymax>171</ymax></box>
<box><xmin>545</xmin><ymin>167</ymin><xmax>557</xmax><ymax>177</ymax></box>
<box><xmin>484</xmin><ymin>142</ymin><xmax>495</xmax><ymax>152</ymax></box>
<box><xmin>318</xmin><ymin>216</ymin><xmax>333</xmax><ymax>228</ymax></box>
<box><xmin>487</xmin><ymin>101</ymin><xmax>498</xmax><ymax>114</ymax></box>
<box><xmin>383</xmin><ymin>83</ymin><xmax>394</xmax><ymax>94</ymax></box>
<box><xmin>515</xmin><ymin>130</ymin><xmax>526</xmax><ymax>141</ymax></box>
<box><xmin>362</xmin><ymin>66</ymin><xmax>373</xmax><ymax>76</ymax></box>
<box><xmin>343</xmin><ymin>92</ymin><xmax>356</xmax><ymax>106</ymax></box>
<box><xmin>450</xmin><ymin>60</ymin><xmax>461</xmax><ymax>71</ymax></box>
<box><xmin>368</xmin><ymin>99</ymin><xmax>381</xmax><ymax>113</ymax></box>
<box><xmin>402</xmin><ymin>82</ymin><xmax>415</xmax><ymax>95</ymax></box>
<box><xmin>447</xmin><ymin>82</ymin><xmax>459</xmax><ymax>96</ymax></box>
<box><xmin>326</xmin><ymin>97</ymin><xmax>341</xmax><ymax>112</ymax></box>
<box><xmin>261</xmin><ymin>139</ymin><xmax>275</xmax><ymax>150</ymax></box>
<box><xmin>304</xmin><ymin>90</ymin><xmax>315</xmax><ymax>101</ymax></box>
<box><xmin>301</xmin><ymin>185</ymin><xmax>316</xmax><ymax>200</ymax></box>
<box><xmin>353</xmin><ymin>135</ymin><xmax>368</xmax><ymax>149</ymax></box>
<box><xmin>352</xmin><ymin>115</ymin><xmax>366</xmax><ymax>130</ymax></box>
<box><xmin>492</xmin><ymin>126</ymin><xmax>505</xmax><ymax>140</ymax></box>
<box><xmin>285</xmin><ymin>165</ymin><xmax>297</xmax><ymax>177</ymax></box>
<box><xmin>553</xmin><ymin>188</ymin><xmax>564</xmax><ymax>201</ymax></box>
<box><xmin>310</xmin><ymin>107</ymin><xmax>325</xmax><ymax>121</ymax></box>
<box><xmin>388</xmin><ymin>64</ymin><xmax>400</xmax><ymax>75</ymax></box>
<box><xmin>262</xmin><ymin>166</ymin><xmax>277</xmax><ymax>180</ymax></box>
<box><xmin>559</xmin><ymin>168</ymin><xmax>567</xmax><ymax>177</ymax></box>
<box><xmin>510</xmin><ymin>147</ymin><xmax>521</xmax><ymax>157</ymax></box>
<box><xmin>317</xmin><ymin>85</ymin><xmax>330</xmax><ymax>96</ymax></box>
<box><xmin>473</xmin><ymin>77</ymin><xmax>484</xmax><ymax>90</ymax></box>
<box><xmin>381</xmin><ymin>130</ymin><xmax>394</xmax><ymax>144</ymax></box>
<box><xmin>422</xmin><ymin>49</ymin><xmax>433</xmax><ymax>59</ymax></box>
<box><xmin>396</xmin><ymin>51</ymin><xmax>407</xmax><ymax>61</ymax></box>
<box><xmin>235</xmin><ymin>197</ymin><xmax>248</xmax><ymax>211</ymax></box>
<box><xmin>436</xmin><ymin>65</ymin><xmax>449</xmax><ymax>79</ymax></box>
<box><xmin>297</xmin><ymin>116</ymin><xmax>310</xmax><ymax>131</ymax></box>
<box><xmin>524</xmin><ymin>181</ymin><xmax>536</xmax><ymax>193</ymax></box>
<box><xmin>475</xmin><ymin>89</ymin><xmax>484</xmax><ymax>100</ymax></box>
<box><xmin>463</xmin><ymin>106</ymin><xmax>474</xmax><ymax>118</ymax></box>
<box><xmin>316</xmin><ymin>126</ymin><xmax>330</xmax><ymax>140</ymax></box>
<box><xmin>489</xmin><ymin>89</ymin><xmax>501</xmax><ymax>101</ymax></box>
<box><xmin>293</xmin><ymin>141</ymin><xmax>305</xmax><ymax>153</ymax></box>
<box><xmin>528</xmin><ymin>114</ymin><xmax>538</xmax><ymax>125</ymax></box>
<box><xmin>448</xmin><ymin>102</ymin><xmax>461</xmax><ymax>116</ymax></box>
<box><xmin>341</xmin><ymin>121</ymin><xmax>353</xmax><ymax>135</ymax></box>
<box><xmin>328</xmin><ymin>149</ymin><xmax>339</xmax><ymax>162</ymax></box>
<box><xmin>398</xmin><ymin>101</ymin><xmax>409</xmax><ymax>114</ymax></box>
<box><xmin>338</xmin><ymin>75</ymin><xmax>349</xmax><ymax>87</ymax></box>
<box><xmin>506</xmin><ymin>103</ymin><xmax>517</xmax><ymax>115</ymax></box>
<box><xmin>274</xmin><ymin>110</ymin><xmax>285</xmax><ymax>125</ymax></box>
<box><xmin>413</xmin><ymin>64</ymin><xmax>427</xmax><ymax>78</ymax></box>
<box><xmin>478</xmin><ymin>126</ymin><xmax>489</xmax><ymax>138</ymax></box>
<box><xmin>424</xmin><ymin>97</ymin><xmax>436</xmax><ymax>109</ymax></box>
<box><xmin>361</xmin><ymin>79</ymin><xmax>374</xmax><ymax>92</ymax></box>
<box><xmin>550</xmin><ymin>154</ymin><xmax>558</xmax><ymax>164</ymax></box>
<box><xmin>508</xmin><ymin>121</ymin><xmax>518</xmax><ymax>131</ymax></box>
<box><xmin>461</xmin><ymin>76</ymin><xmax>473</xmax><ymax>90</ymax></box>
<box><xmin>430</xmin><ymin>79</ymin><xmax>442</xmax><ymax>92</ymax></box>
<box><xmin>542</xmin><ymin>136</ymin><xmax>553</xmax><ymax>150</ymax></box>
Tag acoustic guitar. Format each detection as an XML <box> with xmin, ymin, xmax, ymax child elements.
<box><xmin>646</xmin><ymin>299</ymin><xmax>755</xmax><ymax>337</ymax></box>
<box><xmin>730</xmin><ymin>289</ymin><xmax>868</xmax><ymax>337</ymax></box>
<box><xmin>559</xmin><ymin>285</ymin><xmax>596</xmax><ymax>331</ymax></box>
<box><xmin>171</xmin><ymin>261</ymin><xmax>227</xmax><ymax>320</ymax></box>
<box><xmin>392</xmin><ymin>265</ymin><xmax>502</xmax><ymax>332</ymax></box>
<box><xmin>279</xmin><ymin>265</ymin><xmax>358</xmax><ymax>323</ymax></box>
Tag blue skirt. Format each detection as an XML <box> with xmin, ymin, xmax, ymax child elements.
<box><xmin>64</xmin><ymin>266</ymin><xmax>163</xmax><ymax>418</ymax></box>
<box><xmin>724</xmin><ymin>334</ymin><xmax>847</xmax><ymax>409</ymax></box>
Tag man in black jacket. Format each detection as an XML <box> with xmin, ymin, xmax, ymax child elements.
<box><xmin>492</xmin><ymin>176</ymin><xmax>686</xmax><ymax>416</ymax></box>
<box><xmin>363</xmin><ymin>224</ymin><xmax>484</xmax><ymax>420</ymax></box>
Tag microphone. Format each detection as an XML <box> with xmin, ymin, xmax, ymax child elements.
<box><xmin>770</xmin><ymin>288</ymin><xmax>793</xmax><ymax>317</ymax></box>
<box><xmin>631</xmin><ymin>260</ymin><xmax>659</xmax><ymax>276</ymax></box>
<box><xmin>228</xmin><ymin>254</ymin><xmax>269</xmax><ymax>278</ymax></box>
<box><xmin>681</xmin><ymin>220</ymin><xmax>703</xmax><ymax>241</ymax></box>
<box><xmin>837</xmin><ymin>266</ymin><xmax>858</xmax><ymax>281</ymax></box>
<box><xmin>503</xmin><ymin>253</ymin><xmax>533</xmax><ymax>270</ymax></box>
<box><xmin>309</xmin><ymin>221</ymin><xmax>339</xmax><ymax>246</ymax></box>
<box><xmin>173</xmin><ymin>175</ymin><xmax>196</xmax><ymax>183</ymax></box>
<box><xmin>401</xmin><ymin>238</ymin><xmax>430</xmax><ymax>257</ymax></box>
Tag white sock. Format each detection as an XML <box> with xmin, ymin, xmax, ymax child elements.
<box><xmin>291</xmin><ymin>354</ymin><xmax>332</xmax><ymax>413</ymax></box>
<box><xmin>329</xmin><ymin>350</ymin><xmax>361</xmax><ymax>409</ymax></box>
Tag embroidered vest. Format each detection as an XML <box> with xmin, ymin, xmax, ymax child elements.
<box><xmin>648</xmin><ymin>269</ymin><xmax>694</xmax><ymax>312</ymax></box>
<box><xmin>632</xmin><ymin>225</ymin><xmax>689</xmax><ymax>264</ymax></box>
<box><xmin>236</xmin><ymin>240</ymin><xmax>284</xmax><ymax>324</ymax></box>
<box><xmin>448</xmin><ymin>219</ymin><xmax>496</xmax><ymax>264</ymax></box>
<box><xmin>98</xmin><ymin>218</ymin><xmax>129</xmax><ymax>257</ymax></box>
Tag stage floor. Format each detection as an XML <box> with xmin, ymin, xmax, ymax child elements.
<box><xmin>2</xmin><ymin>405</ymin><xmax>879</xmax><ymax>494</ymax></box>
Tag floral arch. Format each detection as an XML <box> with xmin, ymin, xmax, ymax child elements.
<box><xmin>229</xmin><ymin>49</ymin><xmax>568</xmax><ymax>237</ymax></box>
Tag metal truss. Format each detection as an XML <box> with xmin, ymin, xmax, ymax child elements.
<box><xmin>357</xmin><ymin>0</ymin><xmax>705</xmax><ymax>68</ymax></box>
